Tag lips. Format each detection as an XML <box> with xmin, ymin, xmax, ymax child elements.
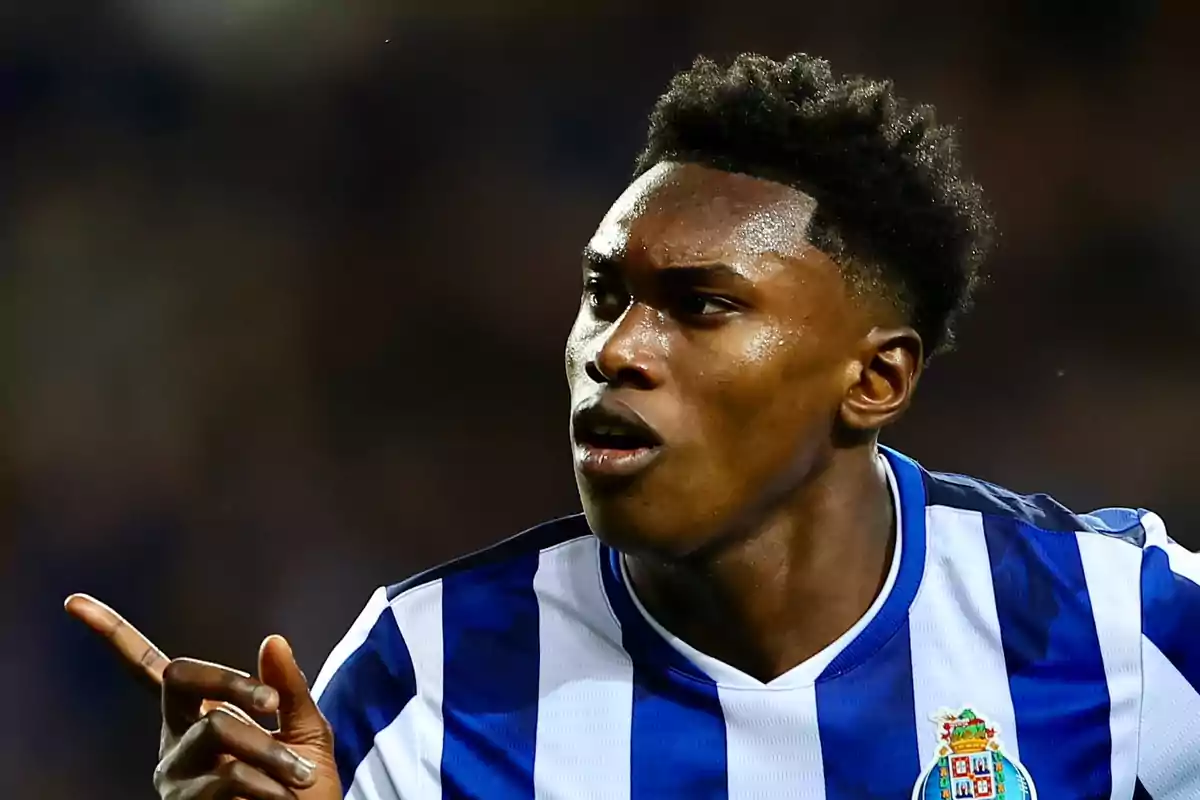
<box><xmin>572</xmin><ymin>398</ymin><xmax>663</xmax><ymax>449</ymax></box>
<box><xmin>571</xmin><ymin>396</ymin><xmax>664</xmax><ymax>480</ymax></box>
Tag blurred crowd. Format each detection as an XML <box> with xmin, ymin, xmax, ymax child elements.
<box><xmin>3</xmin><ymin>1</ymin><xmax>1197</xmax><ymax>796</ymax></box>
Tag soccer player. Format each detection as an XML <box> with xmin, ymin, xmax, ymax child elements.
<box><xmin>67</xmin><ymin>52</ymin><xmax>1199</xmax><ymax>800</ymax></box>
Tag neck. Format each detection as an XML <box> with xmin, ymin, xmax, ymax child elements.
<box><xmin>624</xmin><ymin>444</ymin><xmax>896</xmax><ymax>683</ymax></box>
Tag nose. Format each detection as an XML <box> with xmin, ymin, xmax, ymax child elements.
<box><xmin>587</xmin><ymin>303</ymin><xmax>666</xmax><ymax>390</ymax></box>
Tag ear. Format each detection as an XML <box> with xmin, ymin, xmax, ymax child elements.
<box><xmin>839</xmin><ymin>326</ymin><xmax>924</xmax><ymax>431</ymax></box>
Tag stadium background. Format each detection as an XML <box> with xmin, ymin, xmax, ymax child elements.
<box><xmin>3</xmin><ymin>1</ymin><xmax>1197</xmax><ymax>797</ymax></box>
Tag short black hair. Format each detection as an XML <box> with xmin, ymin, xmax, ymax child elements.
<box><xmin>634</xmin><ymin>53</ymin><xmax>994</xmax><ymax>358</ymax></box>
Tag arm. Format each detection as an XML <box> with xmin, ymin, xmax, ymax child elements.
<box><xmin>1137</xmin><ymin>513</ymin><xmax>1200</xmax><ymax>798</ymax></box>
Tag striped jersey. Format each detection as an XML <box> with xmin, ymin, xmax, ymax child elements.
<box><xmin>311</xmin><ymin>447</ymin><xmax>1200</xmax><ymax>799</ymax></box>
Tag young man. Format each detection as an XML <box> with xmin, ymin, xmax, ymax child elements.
<box><xmin>68</xmin><ymin>52</ymin><xmax>1199</xmax><ymax>800</ymax></box>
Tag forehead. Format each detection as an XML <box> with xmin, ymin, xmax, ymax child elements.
<box><xmin>588</xmin><ymin>161</ymin><xmax>819</xmax><ymax>266</ymax></box>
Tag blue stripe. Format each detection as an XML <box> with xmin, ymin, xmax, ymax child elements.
<box><xmin>815</xmin><ymin>447</ymin><xmax>922</xmax><ymax>796</ymax></box>
<box><xmin>316</xmin><ymin>607</ymin><xmax>417</xmax><ymax>793</ymax></box>
<box><xmin>630</xmin><ymin>668</ymin><xmax>727</xmax><ymax>799</ymax></box>
<box><xmin>599</xmin><ymin>545</ymin><xmax>727</xmax><ymax>798</ymax></box>
<box><xmin>816</xmin><ymin>620</ymin><xmax>920</xmax><ymax>798</ymax></box>
<box><xmin>984</xmin><ymin>515</ymin><xmax>1112</xmax><ymax>799</ymax></box>
<box><xmin>1141</xmin><ymin>545</ymin><xmax>1200</xmax><ymax>693</ymax></box>
<box><xmin>439</xmin><ymin>551</ymin><xmax>541</xmax><ymax>800</ymax></box>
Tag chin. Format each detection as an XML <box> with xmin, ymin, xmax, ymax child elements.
<box><xmin>576</xmin><ymin>484</ymin><xmax>706</xmax><ymax>560</ymax></box>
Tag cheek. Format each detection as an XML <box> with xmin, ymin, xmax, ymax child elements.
<box><xmin>693</xmin><ymin>327</ymin><xmax>843</xmax><ymax>454</ymax></box>
<box><xmin>736</xmin><ymin>326</ymin><xmax>794</xmax><ymax>371</ymax></box>
<box><xmin>564</xmin><ymin>310</ymin><xmax>595</xmax><ymax>382</ymax></box>
<box><xmin>698</xmin><ymin>325</ymin><xmax>823</xmax><ymax>395</ymax></box>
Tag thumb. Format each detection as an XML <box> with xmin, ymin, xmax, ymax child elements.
<box><xmin>258</xmin><ymin>634</ymin><xmax>328</xmax><ymax>743</ymax></box>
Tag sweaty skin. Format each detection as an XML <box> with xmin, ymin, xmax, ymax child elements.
<box><xmin>566</xmin><ymin>161</ymin><xmax>922</xmax><ymax>683</ymax></box>
<box><xmin>65</xmin><ymin>160</ymin><xmax>925</xmax><ymax>800</ymax></box>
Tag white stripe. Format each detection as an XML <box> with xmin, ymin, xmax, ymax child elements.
<box><xmin>1076</xmin><ymin>532</ymin><xmax>1142</xmax><ymax>800</ymax></box>
<box><xmin>1138</xmin><ymin>638</ymin><xmax>1200</xmax><ymax>799</ymax></box>
<box><xmin>310</xmin><ymin>586</ymin><xmax>402</xmax><ymax>800</ymax></box>
<box><xmin>312</xmin><ymin>586</ymin><xmax>390</xmax><ymax>702</ymax></box>
<box><xmin>346</xmin><ymin>751</ymin><xmax>402</xmax><ymax>800</ymax></box>
<box><xmin>532</xmin><ymin>538</ymin><xmax>633</xmax><ymax>800</ymax></box>
<box><xmin>337</xmin><ymin>582</ymin><xmax>445</xmax><ymax>800</ymax></box>
<box><xmin>367</xmin><ymin>581</ymin><xmax>446</xmax><ymax>800</ymax></box>
<box><xmin>1143</xmin><ymin>511</ymin><xmax>1170</xmax><ymax>551</ymax></box>
<box><xmin>907</xmin><ymin>506</ymin><xmax>1020</xmax><ymax>762</ymax></box>
<box><xmin>1145</xmin><ymin>511</ymin><xmax>1200</xmax><ymax>584</ymax></box>
<box><xmin>1141</xmin><ymin>510</ymin><xmax>1200</xmax><ymax>796</ymax></box>
<box><xmin>722</xmin><ymin>685</ymin><xmax>825</xmax><ymax>800</ymax></box>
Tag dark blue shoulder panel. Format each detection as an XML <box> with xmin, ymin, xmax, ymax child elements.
<box><xmin>922</xmin><ymin>469</ymin><xmax>1145</xmax><ymax>546</ymax></box>
<box><xmin>386</xmin><ymin>513</ymin><xmax>592</xmax><ymax>600</ymax></box>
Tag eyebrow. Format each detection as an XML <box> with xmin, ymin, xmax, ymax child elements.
<box><xmin>658</xmin><ymin>264</ymin><xmax>750</xmax><ymax>286</ymax></box>
<box><xmin>581</xmin><ymin>245</ymin><xmax>617</xmax><ymax>270</ymax></box>
<box><xmin>582</xmin><ymin>247</ymin><xmax>752</xmax><ymax>285</ymax></box>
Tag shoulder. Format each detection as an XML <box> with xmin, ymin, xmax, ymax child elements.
<box><xmin>311</xmin><ymin>513</ymin><xmax>594</xmax><ymax>703</ymax></box>
<box><xmin>905</xmin><ymin>450</ymin><xmax>1178</xmax><ymax>597</ymax></box>
<box><xmin>917</xmin><ymin>459</ymin><xmax>1149</xmax><ymax>545</ymax></box>
<box><xmin>899</xmin><ymin>447</ymin><xmax>1199</xmax><ymax>636</ymax></box>
<box><xmin>309</xmin><ymin>515</ymin><xmax>595</xmax><ymax>789</ymax></box>
<box><xmin>384</xmin><ymin>513</ymin><xmax>593</xmax><ymax>603</ymax></box>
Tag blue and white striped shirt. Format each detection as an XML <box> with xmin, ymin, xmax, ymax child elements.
<box><xmin>312</xmin><ymin>447</ymin><xmax>1200</xmax><ymax>799</ymax></box>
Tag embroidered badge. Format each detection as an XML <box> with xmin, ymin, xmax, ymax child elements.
<box><xmin>912</xmin><ymin>708</ymin><xmax>1036</xmax><ymax>800</ymax></box>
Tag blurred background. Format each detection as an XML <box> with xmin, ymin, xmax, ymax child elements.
<box><xmin>3</xmin><ymin>0</ymin><xmax>1197</xmax><ymax>796</ymax></box>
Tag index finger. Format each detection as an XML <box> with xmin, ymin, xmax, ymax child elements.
<box><xmin>64</xmin><ymin>593</ymin><xmax>170</xmax><ymax>687</ymax></box>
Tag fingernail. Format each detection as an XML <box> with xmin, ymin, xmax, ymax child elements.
<box><xmin>294</xmin><ymin>755</ymin><xmax>317</xmax><ymax>782</ymax></box>
<box><xmin>252</xmin><ymin>685</ymin><xmax>277</xmax><ymax>711</ymax></box>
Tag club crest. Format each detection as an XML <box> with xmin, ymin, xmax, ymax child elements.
<box><xmin>912</xmin><ymin>708</ymin><xmax>1036</xmax><ymax>800</ymax></box>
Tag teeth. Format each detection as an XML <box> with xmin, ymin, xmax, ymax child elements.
<box><xmin>594</xmin><ymin>424</ymin><xmax>629</xmax><ymax>437</ymax></box>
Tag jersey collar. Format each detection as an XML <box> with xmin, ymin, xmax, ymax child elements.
<box><xmin>599</xmin><ymin>445</ymin><xmax>929</xmax><ymax>689</ymax></box>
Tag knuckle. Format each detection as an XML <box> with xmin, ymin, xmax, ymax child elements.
<box><xmin>202</xmin><ymin>708</ymin><xmax>237</xmax><ymax>741</ymax></box>
<box><xmin>161</xmin><ymin>657</ymin><xmax>195</xmax><ymax>688</ymax></box>
<box><xmin>161</xmin><ymin>659</ymin><xmax>185</xmax><ymax>687</ymax></box>
<box><xmin>151</xmin><ymin>760</ymin><xmax>169</xmax><ymax>791</ymax></box>
<box><xmin>194</xmin><ymin>712</ymin><xmax>220</xmax><ymax>745</ymax></box>
<box><xmin>217</xmin><ymin>759</ymin><xmax>256</xmax><ymax>788</ymax></box>
<box><xmin>152</xmin><ymin>764</ymin><xmax>186</xmax><ymax>800</ymax></box>
<box><xmin>215</xmin><ymin>759</ymin><xmax>239</xmax><ymax>780</ymax></box>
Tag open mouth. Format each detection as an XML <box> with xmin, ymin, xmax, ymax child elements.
<box><xmin>571</xmin><ymin>398</ymin><xmax>664</xmax><ymax>479</ymax></box>
<box><xmin>574</xmin><ymin>425</ymin><xmax>660</xmax><ymax>451</ymax></box>
<box><xmin>572</xmin><ymin>399</ymin><xmax>662</xmax><ymax>450</ymax></box>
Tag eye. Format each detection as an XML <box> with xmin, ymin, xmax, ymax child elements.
<box><xmin>583</xmin><ymin>275</ymin><xmax>628</xmax><ymax>315</ymax></box>
<box><xmin>674</xmin><ymin>292</ymin><xmax>738</xmax><ymax>318</ymax></box>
